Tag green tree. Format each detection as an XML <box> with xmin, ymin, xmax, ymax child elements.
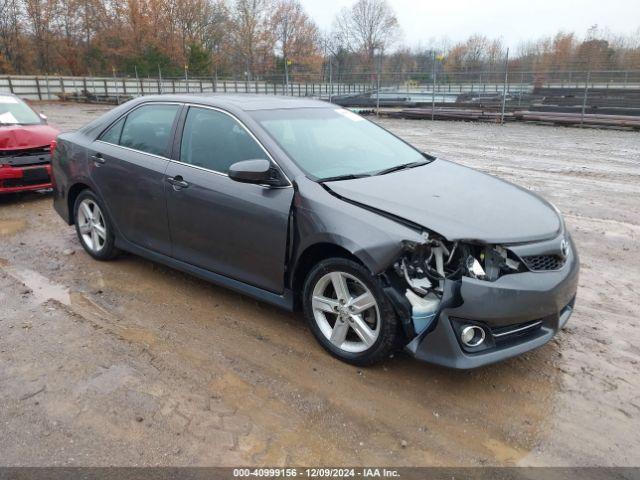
<box><xmin>187</xmin><ymin>43</ymin><xmax>211</xmax><ymax>76</ymax></box>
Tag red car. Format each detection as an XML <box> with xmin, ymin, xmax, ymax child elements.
<box><xmin>0</xmin><ymin>93</ymin><xmax>59</xmax><ymax>193</ymax></box>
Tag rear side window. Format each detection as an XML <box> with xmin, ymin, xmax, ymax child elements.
<box><xmin>180</xmin><ymin>107</ymin><xmax>265</xmax><ymax>173</ymax></box>
<box><xmin>100</xmin><ymin>117</ymin><xmax>125</xmax><ymax>145</ymax></box>
<box><xmin>118</xmin><ymin>104</ymin><xmax>179</xmax><ymax>156</ymax></box>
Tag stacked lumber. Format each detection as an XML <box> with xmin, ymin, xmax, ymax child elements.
<box><xmin>391</xmin><ymin>107</ymin><xmax>513</xmax><ymax>122</ymax></box>
<box><xmin>57</xmin><ymin>89</ymin><xmax>131</xmax><ymax>105</ymax></box>
<box><xmin>514</xmin><ymin>110</ymin><xmax>640</xmax><ymax>129</ymax></box>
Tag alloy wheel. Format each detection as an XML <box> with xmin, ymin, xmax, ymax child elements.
<box><xmin>77</xmin><ymin>198</ymin><xmax>107</xmax><ymax>253</ymax></box>
<box><xmin>311</xmin><ymin>271</ymin><xmax>380</xmax><ymax>353</ymax></box>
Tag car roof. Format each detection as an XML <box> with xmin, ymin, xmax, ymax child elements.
<box><xmin>133</xmin><ymin>94</ymin><xmax>332</xmax><ymax>112</ymax></box>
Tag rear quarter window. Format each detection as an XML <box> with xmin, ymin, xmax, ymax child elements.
<box><xmin>102</xmin><ymin>104</ymin><xmax>179</xmax><ymax>157</ymax></box>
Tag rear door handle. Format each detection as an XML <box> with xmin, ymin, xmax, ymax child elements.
<box><xmin>91</xmin><ymin>154</ymin><xmax>106</xmax><ymax>166</ymax></box>
<box><xmin>167</xmin><ymin>175</ymin><xmax>189</xmax><ymax>189</ymax></box>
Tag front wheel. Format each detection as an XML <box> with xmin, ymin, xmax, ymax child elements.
<box><xmin>302</xmin><ymin>258</ymin><xmax>400</xmax><ymax>366</ymax></box>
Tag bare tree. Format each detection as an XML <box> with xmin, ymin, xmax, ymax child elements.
<box><xmin>0</xmin><ymin>0</ymin><xmax>24</xmax><ymax>72</ymax></box>
<box><xmin>229</xmin><ymin>0</ymin><xmax>274</xmax><ymax>80</ymax></box>
<box><xmin>333</xmin><ymin>0</ymin><xmax>399</xmax><ymax>71</ymax></box>
<box><xmin>272</xmin><ymin>0</ymin><xmax>319</xmax><ymax>85</ymax></box>
<box><xmin>24</xmin><ymin>0</ymin><xmax>58</xmax><ymax>72</ymax></box>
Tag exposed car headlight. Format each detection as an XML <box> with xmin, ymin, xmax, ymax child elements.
<box><xmin>398</xmin><ymin>237</ymin><xmax>523</xmax><ymax>294</ymax></box>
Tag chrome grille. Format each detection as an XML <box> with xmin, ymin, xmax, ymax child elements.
<box><xmin>522</xmin><ymin>254</ymin><xmax>565</xmax><ymax>271</ymax></box>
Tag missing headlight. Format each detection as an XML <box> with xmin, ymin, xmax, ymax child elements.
<box><xmin>397</xmin><ymin>236</ymin><xmax>523</xmax><ymax>289</ymax></box>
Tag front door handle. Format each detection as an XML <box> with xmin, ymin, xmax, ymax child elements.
<box><xmin>91</xmin><ymin>154</ymin><xmax>106</xmax><ymax>166</ymax></box>
<box><xmin>167</xmin><ymin>175</ymin><xmax>189</xmax><ymax>190</ymax></box>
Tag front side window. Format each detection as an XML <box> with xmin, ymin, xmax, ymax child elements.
<box><xmin>180</xmin><ymin>106</ymin><xmax>266</xmax><ymax>173</ymax></box>
<box><xmin>117</xmin><ymin>104</ymin><xmax>179</xmax><ymax>156</ymax></box>
<box><xmin>251</xmin><ymin>108</ymin><xmax>426</xmax><ymax>180</ymax></box>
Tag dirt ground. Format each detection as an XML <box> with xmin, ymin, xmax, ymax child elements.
<box><xmin>1</xmin><ymin>102</ymin><xmax>639</xmax><ymax>467</ymax></box>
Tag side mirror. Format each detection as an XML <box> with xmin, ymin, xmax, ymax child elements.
<box><xmin>39</xmin><ymin>113</ymin><xmax>48</xmax><ymax>124</ymax></box>
<box><xmin>228</xmin><ymin>159</ymin><xmax>286</xmax><ymax>187</ymax></box>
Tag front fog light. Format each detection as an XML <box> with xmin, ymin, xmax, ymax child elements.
<box><xmin>461</xmin><ymin>325</ymin><xmax>486</xmax><ymax>347</ymax></box>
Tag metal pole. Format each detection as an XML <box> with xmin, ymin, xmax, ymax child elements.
<box><xmin>134</xmin><ymin>65</ymin><xmax>140</xmax><ymax>96</ymax></box>
<box><xmin>329</xmin><ymin>60</ymin><xmax>333</xmax><ymax>103</ymax></box>
<box><xmin>112</xmin><ymin>67</ymin><xmax>120</xmax><ymax>104</ymax></box>
<box><xmin>284</xmin><ymin>57</ymin><xmax>289</xmax><ymax>95</ymax></box>
<box><xmin>45</xmin><ymin>74</ymin><xmax>51</xmax><ymax>100</ymax></box>
<box><xmin>518</xmin><ymin>71</ymin><xmax>524</xmax><ymax>106</ymax></box>
<box><xmin>376</xmin><ymin>52</ymin><xmax>381</xmax><ymax>116</ymax></box>
<box><xmin>500</xmin><ymin>48</ymin><xmax>509</xmax><ymax>125</ymax></box>
<box><xmin>185</xmin><ymin>65</ymin><xmax>189</xmax><ymax>93</ymax></box>
<box><xmin>158</xmin><ymin>64</ymin><xmax>163</xmax><ymax>94</ymax></box>
<box><xmin>581</xmin><ymin>71</ymin><xmax>591</xmax><ymax>127</ymax></box>
<box><xmin>431</xmin><ymin>51</ymin><xmax>436</xmax><ymax>121</ymax></box>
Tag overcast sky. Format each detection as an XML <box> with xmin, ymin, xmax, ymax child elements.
<box><xmin>302</xmin><ymin>0</ymin><xmax>639</xmax><ymax>51</ymax></box>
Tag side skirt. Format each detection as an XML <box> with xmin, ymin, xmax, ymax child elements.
<box><xmin>114</xmin><ymin>237</ymin><xmax>295</xmax><ymax>311</ymax></box>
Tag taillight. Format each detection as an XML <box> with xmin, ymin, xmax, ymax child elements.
<box><xmin>50</xmin><ymin>139</ymin><xmax>57</xmax><ymax>157</ymax></box>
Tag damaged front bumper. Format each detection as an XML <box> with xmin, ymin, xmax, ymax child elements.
<box><xmin>403</xmin><ymin>236</ymin><xmax>579</xmax><ymax>369</ymax></box>
<box><xmin>0</xmin><ymin>163</ymin><xmax>52</xmax><ymax>193</ymax></box>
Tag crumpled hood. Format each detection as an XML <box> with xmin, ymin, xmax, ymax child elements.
<box><xmin>324</xmin><ymin>159</ymin><xmax>562</xmax><ymax>244</ymax></box>
<box><xmin>0</xmin><ymin>124</ymin><xmax>59</xmax><ymax>150</ymax></box>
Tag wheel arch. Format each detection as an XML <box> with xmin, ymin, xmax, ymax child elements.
<box><xmin>67</xmin><ymin>182</ymin><xmax>92</xmax><ymax>225</ymax></box>
<box><xmin>290</xmin><ymin>242</ymin><xmax>366</xmax><ymax>311</ymax></box>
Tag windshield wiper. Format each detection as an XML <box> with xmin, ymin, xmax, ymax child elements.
<box><xmin>375</xmin><ymin>160</ymin><xmax>430</xmax><ymax>176</ymax></box>
<box><xmin>320</xmin><ymin>173</ymin><xmax>372</xmax><ymax>182</ymax></box>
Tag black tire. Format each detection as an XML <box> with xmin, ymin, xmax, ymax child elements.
<box><xmin>73</xmin><ymin>189</ymin><xmax>119</xmax><ymax>261</ymax></box>
<box><xmin>302</xmin><ymin>257</ymin><xmax>400</xmax><ymax>366</ymax></box>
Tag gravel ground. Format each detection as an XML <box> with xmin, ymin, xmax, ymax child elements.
<box><xmin>0</xmin><ymin>102</ymin><xmax>638</xmax><ymax>466</ymax></box>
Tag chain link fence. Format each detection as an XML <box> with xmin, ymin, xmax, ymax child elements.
<box><xmin>2</xmin><ymin>68</ymin><xmax>639</xmax><ymax>128</ymax></box>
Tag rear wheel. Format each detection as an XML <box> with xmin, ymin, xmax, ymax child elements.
<box><xmin>73</xmin><ymin>190</ymin><xmax>118</xmax><ymax>260</ymax></box>
<box><xmin>302</xmin><ymin>258</ymin><xmax>399</xmax><ymax>366</ymax></box>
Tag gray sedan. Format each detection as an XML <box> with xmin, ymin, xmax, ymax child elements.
<box><xmin>51</xmin><ymin>95</ymin><xmax>579</xmax><ymax>368</ymax></box>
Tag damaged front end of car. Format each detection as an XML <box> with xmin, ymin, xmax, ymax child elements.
<box><xmin>381</xmin><ymin>230</ymin><xmax>579</xmax><ymax>369</ymax></box>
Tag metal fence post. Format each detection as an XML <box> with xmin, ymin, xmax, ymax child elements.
<box><xmin>518</xmin><ymin>71</ymin><xmax>524</xmax><ymax>106</ymax></box>
<box><xmin>45</xmin><ymin>74</ymin><xmax>51</xmax><ymax>100</ymax></box>
<box><xmin>431</xmin><ymin>51</ymin><xmax>436</xmax><ymax>121</ymax></box>
<box><xmin>329</xmin><ymin>61</ymin><xmax>333</xmax><ymax>103</ymax></box>
<box><xmin>581</xmin><ymin>71</ymin><xmax>591</xmax><ymax>127</ymax></box>
<box><xmin>500</xmin><ymin>48</ymin><xmax>509</xmax><ymax>125</ymax></box>
<box><xmin>35</xmin><ymin>77</ymin><xmax>42</xmax><ymax>100</ymax></box>
<box><xmin>376</xmin><ymin>59</ymin><xmax>381</xmax><ymax>116</ymax></box>
<box><xmin>112</xmin><ymin>68</ymin><xmax>120</xmax><ymax>104</ymax></box>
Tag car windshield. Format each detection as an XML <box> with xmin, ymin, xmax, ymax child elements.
<box><xmin>0</xmin><ymin>95</ymin><xmax>42</xmax><ymax>125</ymax></box>
<box><xmin>251</xmin><ymin>108</ymin><xmax>427</xmax><ymax>180</ymax></box>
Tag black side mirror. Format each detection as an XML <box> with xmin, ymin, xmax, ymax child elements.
<box><xmin>228</xmin><ymin>159</ymin><xmax>286</xmax><ymax>187</ymax></box>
